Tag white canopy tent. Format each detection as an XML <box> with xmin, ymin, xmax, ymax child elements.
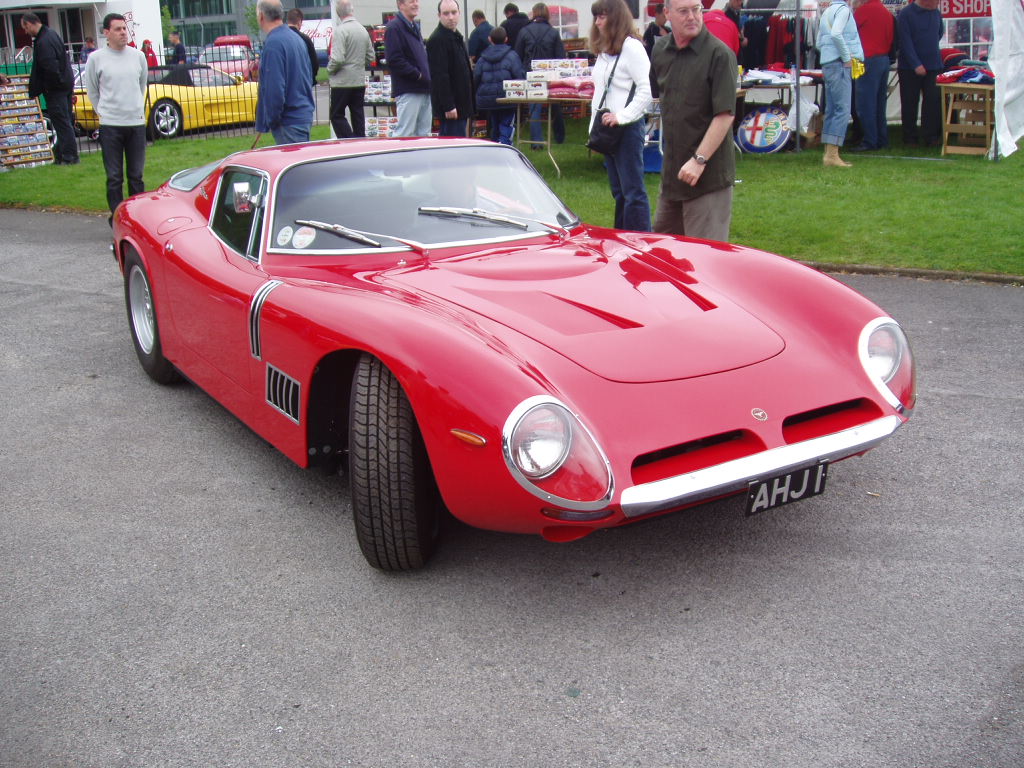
<box><xmin>989</xmin><ymin>0</ymin><xmax>1024</xmax><ymax>157</ymax></box>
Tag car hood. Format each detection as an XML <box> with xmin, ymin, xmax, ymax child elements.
<box><xmin>383</xmin><ymin>242</ymin><xmax>785</xmax><ymax>383</ymax></box>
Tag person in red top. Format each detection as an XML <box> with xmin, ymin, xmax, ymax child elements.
<box><xmin>703</xmin><ymin>9</ymin><xmax>740</xmax><ymax>56</ymax></box>
<box><xmin>141</xmin><ymin>39</ymin><xmax>159</xmax><ymax>68</ymax></box>
<box><xmin>852</xmin><ymin>0</ymin><xmax>895</xmax><ymax>150</ymax></box>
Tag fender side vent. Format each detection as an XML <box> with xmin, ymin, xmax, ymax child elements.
<box><xmin>250</xmin><ymin>280</ymin><xmax>283</xmax><ymax>359</ymax></box>
<box><xmin>266</xmin><ymin>364</ymin><xmax>301</xmax><ymax>424</ymax></box>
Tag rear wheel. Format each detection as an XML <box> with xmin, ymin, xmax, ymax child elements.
<box><xmin>349</xmin><ymin>354</ymin><xmax>439</xmax><ymax>571</ymax></box>
<box><xmin>124</xmin><ymin>248</ymin><xmax>179</xmax><ymax>384</ymax></box>
<box><xmin>148</xmin><ymin>99</ymin><xmax>182</xmax><ymax>139</ymax></box>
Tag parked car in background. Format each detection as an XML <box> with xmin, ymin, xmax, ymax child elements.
<box><xmin>73</xmin><ymin>64</ymin><xmax>259</xmax><ymax>139</ymax></box>
<box><xmin>112</xmin><ymin>138</ymin><xmax>916</xmax><ymax>571</ymax></box>
<box><xmin>200</xmin><ymin>35</ymin><xmax>259</xmax><ymax>82</ymax></box>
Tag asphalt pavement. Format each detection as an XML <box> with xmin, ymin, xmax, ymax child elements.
<box><xmin>1</xmin><ymin>209</ymin><xmax>1021</xmax><ymax>768</ymax></box>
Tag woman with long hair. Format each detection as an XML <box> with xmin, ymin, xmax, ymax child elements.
<box><xmin>588</xmin><ymin>0</ymin><xmax>653</xmax><ymax>231</ymax></box>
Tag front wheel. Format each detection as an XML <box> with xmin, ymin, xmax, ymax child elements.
<box><xmin>349</xmin><ymin>354</ymin><xmax>439</xmax><ymax>571</ymax></box>
<box><xmin>148</xmin><ymin>99</ymin><xmax>182</xmax><ymax>140</ymax></box>
<box><xmin>124</xmin><ymin>248</ymin><xmax>179</xmax><ymax>384</ymax></box>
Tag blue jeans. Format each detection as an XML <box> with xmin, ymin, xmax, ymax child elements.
<box><xmin>528</xmin><ymin>103</ymin><xmax>565</xmax><ymax>145</ymax></box>
<box><xmin>98</xmin><ymin>124</ymin><xmax>146</xmax><ymax>219</ymax></box>
<box><xmin>605</xmin><ymin>120</ymin><xmax>651</xmax><ymax>232</ymax></box>
<box><xmin>272</xmin><ymin>123</ymin><xmax>310</xmax><ymax>145</ymax></box>
<box><xmin>822</xmin><ymin>60</ymin><xmax>852</xmax><ymax>146</ymax></box>
<box><xmin>394</xmin><ymin>92</ymin><xmax>433</xmax><ymax>137</ymax></box>
<box><xmin>485</xmin><ymin>108</ymin><xmax>516</xmax><ymax>145</ymax></box>
<box><xmin>855</xmin><ymin>55</ymin><xmax>890</xmax><ymax>148</ymax></box>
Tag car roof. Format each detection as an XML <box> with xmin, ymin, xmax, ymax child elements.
<box><xmin>224</xmin><ymin>137</ymin><xmax>497</xmax><ymax>175</ymax></box>
<box><xmin>214</xmin><ymin>35</ymin><xmax>252</xmax><ymax>47</ymax></box>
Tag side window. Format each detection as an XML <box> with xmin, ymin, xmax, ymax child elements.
<box><xmin>211</xmin><ymin>169</ymin><xmax>267</xmax><ymax>259</ymax></box>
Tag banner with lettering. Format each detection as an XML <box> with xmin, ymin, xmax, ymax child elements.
<box><xmin>941</xmin><ymin>0</ymin><xmax>992</xmax><ymax>19</ymax></box>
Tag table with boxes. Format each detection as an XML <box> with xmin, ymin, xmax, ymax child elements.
<box><xmin>498</xmin><ymin>57</ymin><xmax>594</xmax><ymax>177</ymax></box>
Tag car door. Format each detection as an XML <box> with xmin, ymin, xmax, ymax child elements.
<box><xmin>160</xmin><ymin>167</ymin><xmax>271</xmax><ymax>407</ymax></box>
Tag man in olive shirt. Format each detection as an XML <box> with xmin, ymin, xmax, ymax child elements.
<box><xmin>652</xmin><ymin>0</ymin><xmax>737</xmax><ymax>242</ymax></box>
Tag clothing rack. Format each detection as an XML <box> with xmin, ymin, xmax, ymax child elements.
<box><xmin>738</xmin><ymin>1</ymin><xmax>809</xmax><ymax>152</ymax></box>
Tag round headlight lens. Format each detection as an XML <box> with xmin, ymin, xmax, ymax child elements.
<box><xmin>860</xmin><ymin>318</ymin><xmax>915</xmax><ymax>413</ymax></box>
<box><xmin>866</xmin><ymin>324</ymin><xmax>903</xmax><ymax>383</ymax></box>
<box><xmin>510</xmin><ymin>404</ymin><xmax>572</xmax><ymax>479</ymax></box>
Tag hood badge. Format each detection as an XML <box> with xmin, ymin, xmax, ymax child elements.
<box><xmin>751</xmin><ymin>408</ymin><xmax>768</xmax><ymax>421</ymax></box>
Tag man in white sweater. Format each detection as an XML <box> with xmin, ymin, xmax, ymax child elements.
<box><xmin>84</xmin><ymin>13</ymin><xmax>148</xmax><ymax>226</ymax></box>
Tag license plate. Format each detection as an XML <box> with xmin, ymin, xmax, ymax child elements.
<box><xmin>745</xmin><ymin>462</ymin><xmax>829</xmax><ymax>516</ymax></box>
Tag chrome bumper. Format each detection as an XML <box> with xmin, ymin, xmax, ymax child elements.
<box><xmin>619</xmin><ymin>415</ymin><xmax>903</xmax><ymax>519</ymax></box>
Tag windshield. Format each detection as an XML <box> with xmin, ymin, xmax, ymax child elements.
<box><xmin>201</xmin><ymin>46</ymin><xmax>249</xmax><ymax>63</ymax></box>
<box><xmin>270</xmin><ymin>145</ymin><xmax>578</xmax><ymax>252</ymax></box>
<box><xmin>168</xmin><ymin>160</ymin><xmax>220</xmax><ymax>191</ymax></box>
<box><xmin>191</xmin><ymin>67</ymin><xmax>237</xmax><ymax>87</ymax></box>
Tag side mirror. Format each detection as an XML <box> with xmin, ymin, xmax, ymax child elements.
<box><xmin>232</xmin><ymin>181</ymin><xmax>260</xmax><ymax>213</ymax></box>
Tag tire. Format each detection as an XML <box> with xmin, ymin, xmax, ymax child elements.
<box><xmin>123</xmin><ymin>248</ymin><xmax>180</xmax><ymax>384</ymax></box>
<box><xmin>148</xmin><ymin>99</ymin><xmax>182</xmax><ymax>140</ymax></box>
<box><xmin>349</xmin><ymin>354</ymin><xmax>439</xmax><ymax>571</ymax></box>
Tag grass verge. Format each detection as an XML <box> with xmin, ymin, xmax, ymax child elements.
<box><xmin>1</xmin><ymin>122</ymin><xmax>1021</xmax><ymax>276</ymax></box>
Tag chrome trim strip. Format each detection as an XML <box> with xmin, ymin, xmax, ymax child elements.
<box><xmin>249</xmin><ymin>280</ymin><xmax>283</xmax><ymax>359</ymax></box>
<box><xmin>619</xmin><ymin>415</ymin><xmax>904</xmax><ymax>518</ymax></box>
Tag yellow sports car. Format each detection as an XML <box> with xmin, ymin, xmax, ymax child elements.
<box><xmin>73</xmin><ymin>64</ymin><xmax>259</xmax><ymax>140</ymax></box>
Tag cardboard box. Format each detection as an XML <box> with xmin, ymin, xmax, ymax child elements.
<box><xmin>503</xmin><ymin>79</ymin><xmax>527</xmax><ymax>90</ymax></box>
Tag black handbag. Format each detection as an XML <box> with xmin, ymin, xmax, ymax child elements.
<box><xmin>586</xmin><ymin>54</ymin><xmax>636</xmax><ymax>155</ymax></box>
<box><xmin>587</xmin><ymin>108</ymin><xmax>625</xmax><ymax>155</ymax></box>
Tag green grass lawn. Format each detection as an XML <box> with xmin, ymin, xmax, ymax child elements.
<box><xmin>1</xmin><ymin>121</ymin><xmax>1021</xmax><ymax>276</ymax></box>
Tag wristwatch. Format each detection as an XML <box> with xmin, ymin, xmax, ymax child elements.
<box><xmin>693</xmin><ymin>153</ymin><xmax>707</xmax><ymax>165</ymax></box>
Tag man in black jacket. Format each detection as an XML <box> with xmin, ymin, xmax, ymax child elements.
<box><xmin>427</xmin><ymin>0</ymin><xmax>474</xmax><ymax>136</ymax></box>
<box><xmin>500</xmin><ymin>3</ymin><xmax>530</xmax><ymax>49</ymax></box>
<box><xmin>514</xmin><ymin>3</ymin><xmax>565</xmax><ymax>145</ymax></box>
<box><xmin>21</xmin><ymin>12</ymin><xmax>78</xmax><ymax>164</ymax></box>
<box><xmin>287</xmin><ymin>8</ymin><xmax>320</xmax><ymax>87</ymax></box>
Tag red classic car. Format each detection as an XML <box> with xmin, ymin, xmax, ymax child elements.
<box><xmin>199</xmin><ymin>37</ymin><xmax>259</xmax><ymax>82</ymax></box>
<box><xmin>114</xmin><ymin>138</ymin><xmax>915</xmax><ymax>571</ymax></box>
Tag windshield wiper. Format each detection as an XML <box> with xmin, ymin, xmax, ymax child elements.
<box><xmin>418</xmin><ymin>206</ymin><xmax>530</xmax><ymax>231</ymax></box>
<box><xmin>295</xmin><ymin>219</ymin><xmax>382</xmax><ymax>248</ymax></box>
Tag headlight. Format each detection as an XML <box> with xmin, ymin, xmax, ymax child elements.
<box><xmin>503</xmin><ymin>396</ymin><xmax>613</xmax><ymax>514</ymax></box>
<box><xmin>859</xmin><ymin>318</ymin><xmax>916</xmax><ymax>413</ymax></box>
<box><xmin>508</xmin><ymin>403</ymin><xmax>571</xmax><ymax>479</ymax></box>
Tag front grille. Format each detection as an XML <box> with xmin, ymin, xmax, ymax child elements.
<box><xmin>782</xmin><ymin>399</ymin><xmax>883</xmax><ymax>444</ymax></box>
<box><xmin>266</xmin><ymin>364</ymin><xmax>300</xmax><ymax>424</ymax></box>
<box><xmin>631</xmin><ymin>430</ymin><xmax>767</xmax><ymax>486</ymax></box>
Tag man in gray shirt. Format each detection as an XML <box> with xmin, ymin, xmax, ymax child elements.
<box><xmin>327</xmin><ymin>0</ymin><xmax>375</xmax><ymax>137</ymax></box>
<box><xmin>84</xmin><ymin>13</ymin><xmax>149</xmax><ymax>226</ymax></box>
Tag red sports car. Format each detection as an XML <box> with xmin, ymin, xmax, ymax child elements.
<box><xmin>114</xmin><ymin>138</ymin><xmax>915</xmax><ymax>571</ymax></box>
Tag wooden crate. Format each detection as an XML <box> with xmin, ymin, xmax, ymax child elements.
<box><xmin>940</xmin><ymin>83</ymin><xmax>994</xmax><ymax>156</ymax></box>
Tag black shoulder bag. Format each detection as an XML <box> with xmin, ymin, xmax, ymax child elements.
<box><xmin>586</xmin><ymin>53</ymin><xmax>636</xmax><ymax>155</ymax></box>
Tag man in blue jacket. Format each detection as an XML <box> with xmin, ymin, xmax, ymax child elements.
<box><xmin>256</xmin><ymin>0</ymin><xmax>315</xmax><ymax>144</ymax></box>
<box><xmin>385</xmin><ymin>0</ymin><xmax>432</xmax><ymax>136</ymax></box>
<box><xmin>896</xmin><ymin>0</ymin><xmax>943</xmax><ymax>146</ymax></box>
